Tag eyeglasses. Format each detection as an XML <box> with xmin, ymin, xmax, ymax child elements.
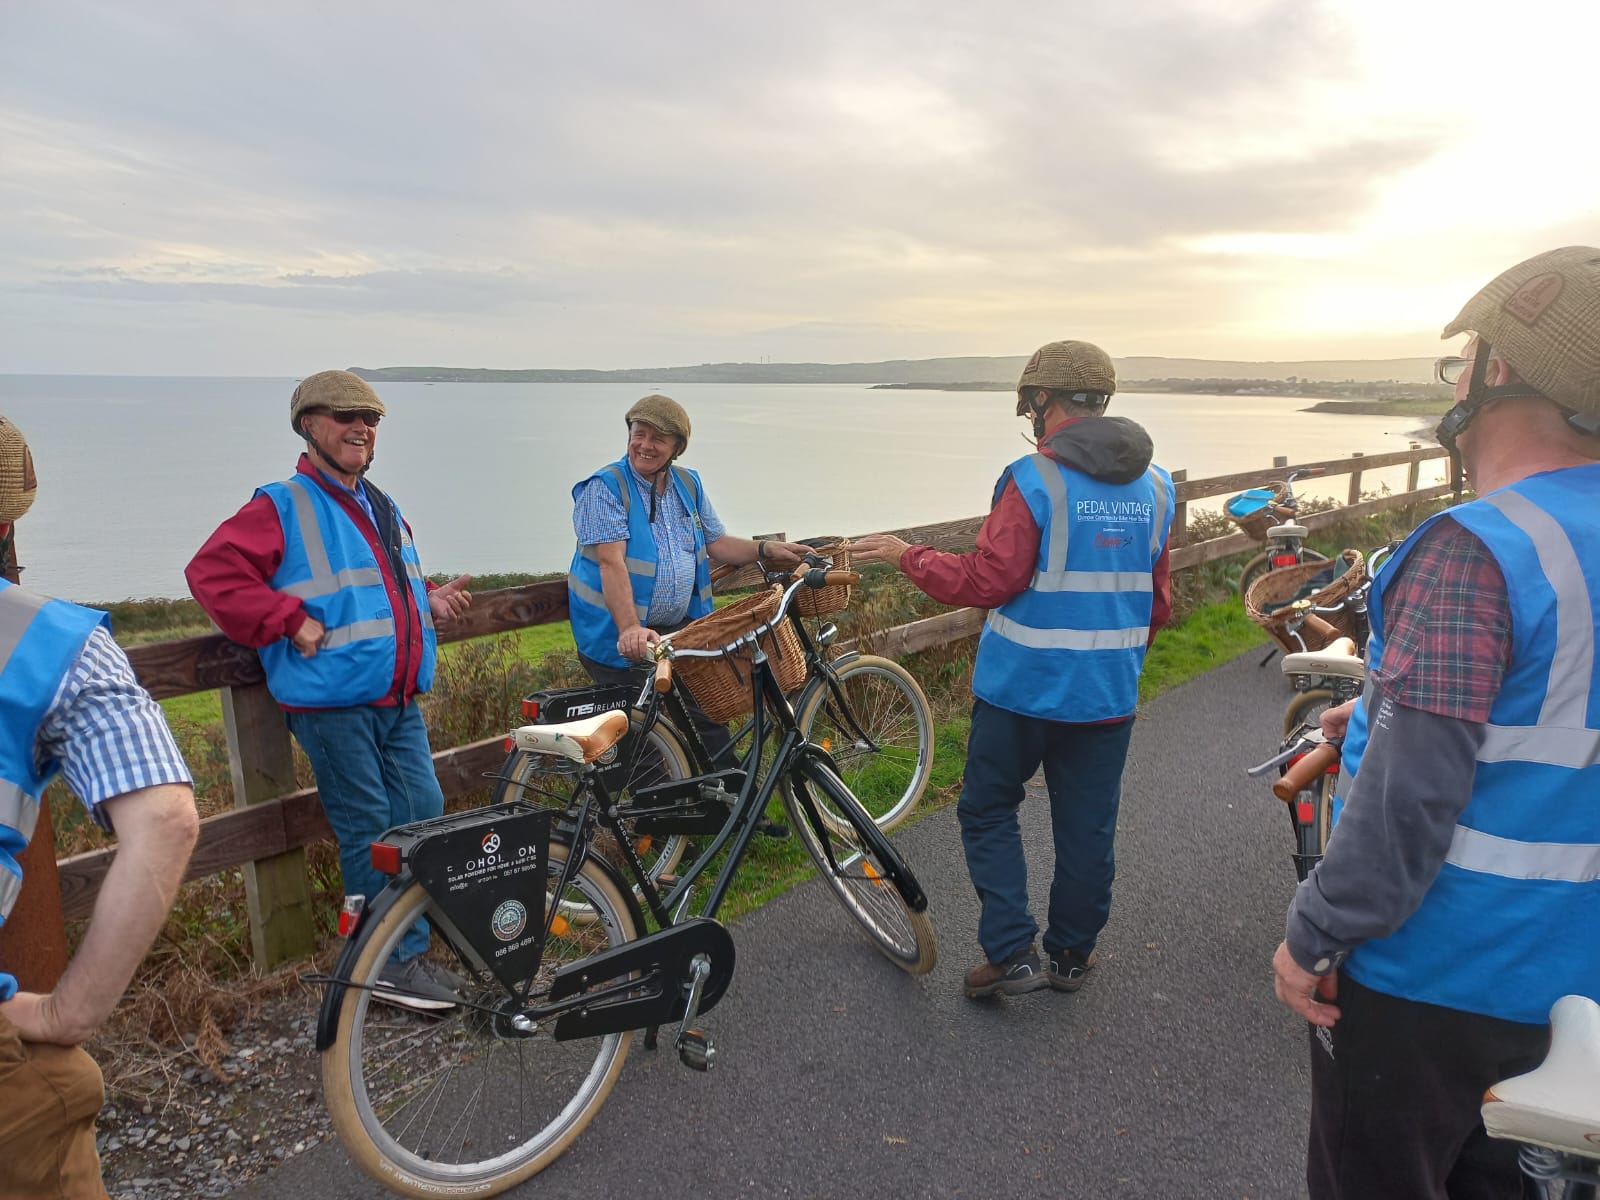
<box><xmin>1434</xmin><ymin>356</ymin><xmax>1471</xmax><ymax>386</ymax></box>
<box><xmin>312</xmin><ymin>408</ymin><xmax>382</xmax><ymax>427</ymax></box>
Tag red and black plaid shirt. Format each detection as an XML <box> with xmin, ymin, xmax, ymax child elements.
<box><xmin>1372</xmin><ymin>516</ymin><xmax>1512</xmax><ymax>723</ymax></box>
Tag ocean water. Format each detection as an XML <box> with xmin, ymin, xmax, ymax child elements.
<box><xmin>0</xmin><ymin>376</ymin><xmax>1440</xmax><ymax>603</ymax></box>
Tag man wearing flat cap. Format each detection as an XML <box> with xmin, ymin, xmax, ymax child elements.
<box><xmin>186</xmin><ymin>371</ymin><xmax>471</xmax><ymax>1012</ymax></box>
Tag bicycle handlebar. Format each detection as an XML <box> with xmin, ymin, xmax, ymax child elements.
<box><xmin>654</xmin><ymin>567</ymin><xmax>858</xmax><ymax>664</ymax></box>
<box><xmin>653</xmin><ymin>655</ymin><xmax>674</xmax><ymax>693</ymax></box>
<box><xmin>1272</xmin><ymin>740</ymin><xmax>1341</xmax><ymax>801</ymax></box>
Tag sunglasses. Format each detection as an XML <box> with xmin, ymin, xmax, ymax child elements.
<box><xmin>1434</xmin><ymin>356</ymin><xmax>1471</xmax><ymax>386</ymax></box>
<box><xmin>312</xmin><ymin>408</ymin><xmax>382</xmax><ymax>427</ymax></box>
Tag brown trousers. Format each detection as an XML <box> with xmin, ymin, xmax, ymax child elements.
<box><xmin>0</xmin><ymin>1010</ymin><xmax>107</xmax><ymax>1200</ymax></box>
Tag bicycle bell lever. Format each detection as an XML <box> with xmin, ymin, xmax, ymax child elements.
<box><xmin>675</xmin><ymin>953</ymin><xmax>717</xmax><ymax>1071</ymax></box>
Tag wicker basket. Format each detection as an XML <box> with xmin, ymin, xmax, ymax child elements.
<box><xmin>793</xmin><ymin>538</ymin><xmax>853</xmax><ymax>617</ymax></box>
<box><xmin>1226</xmin><ymin>482</ymin><xmax>1291</xmax><ymax>542</ymax></box>
<box><xmin>1244</xmin><ymin>549</ymin><xmax>1366</xmax><ymax>654</ymax></box>
<box><xmin>671</xmin><ymin>585</ymin><xmax>808</xmax><ymax>721</ymax></box>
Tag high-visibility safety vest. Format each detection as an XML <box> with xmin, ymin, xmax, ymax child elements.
<box><xmin>567</xmin><ymin>459</ymin><xmax>715</xmax><ymax>668</ymax></box>
<box><xmin>1340</xmin><ymin>464</ymin><xmax>1600</xmax><ymax>1023</ymax></box>
<box><xmin>971</xmin><ymin>453</ymin><xmax>1174</xmax><ymax>722</ymax></box>
<box><xmin>0</xmin><ymin>581</ymin><xmax>107</xmax><ymax>930</ymax></box>
<box><xmin>255</xmin><ymin>476</ymin><xmax>435</xmax><ymax>709</ymax></box>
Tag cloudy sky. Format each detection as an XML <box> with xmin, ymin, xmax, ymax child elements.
<box><xmin>2</xmin><ymin>0</ymin><xmax>1594</xmax><ymax>375</ymax></box>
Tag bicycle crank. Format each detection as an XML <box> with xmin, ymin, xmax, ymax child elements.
<box><xmin>675</xmin><ymin>953</ymin><xmax>717</xmax><ymax>1071</ymax></box>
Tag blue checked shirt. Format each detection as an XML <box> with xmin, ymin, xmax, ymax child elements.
<box><xmin>573</xmin><ymin>462</ymin><xmax>726</xmax><ymax>627</ymax></box>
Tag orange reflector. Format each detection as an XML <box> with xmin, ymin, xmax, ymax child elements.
<box><xmin>822</xmin><ymin>737</ymin><xmax>833</xmax><ymax>752</ymax></box>
<box><xmin>370</xmin><ymin>842</ymin><xmax>403</xmax><ymax>874</ymax></box>
<box><xmin>636</xmin><ymin>835</ymin><xmax>654</xmax><ymax>855</ymax></box>
<box><xmin>863</xmin><ymin>861</ymin><xmax>885</xmax><ymax>886</ymax></box>
<box><xmin>521</xmin><ymin>698</ymin><xmax>541</xmax><ymax>719</ymax></box>
<box><xmin>549</xmin><ymin>914</ymin><xmax>570</xmax><ymax>937</ymax></box>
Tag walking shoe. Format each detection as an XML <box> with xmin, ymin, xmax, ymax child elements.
<box><xmin>374</xmin><ymin>956</ymin><xmax>466</xmax><ymax>1012</ymax></box>
<box><xmin>963</xmin><ymin>945</ymin><xmax>1048</xmax><ymax>998</ymax></box>
<box><xmin>1046</xmin><ymin>947</ymin><xmax>1098</xmax><ymax>993</ymax></box>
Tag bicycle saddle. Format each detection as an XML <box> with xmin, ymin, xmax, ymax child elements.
<box><xmin>511</xmin><ymin>709</ymin><xmax>630</xmax><ymax>763</ymax></box>
<box><xmin>1482</xmin><ymin>994</ymin><xmax>1600</xmax><ymax>1156</ymax></box>
<box><xmin>1281</xmin><ymin>638</ymin><xmax>1363</xmax><ymax>680</ymax></box>
<box><xmin>1265</xmin><ymin>523</ymin><xmax>1309</xmax><ymax>539</ymax></box>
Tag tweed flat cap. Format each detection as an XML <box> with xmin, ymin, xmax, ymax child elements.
<box><xmin>290</xmin><ymin>371</ymin><xmax>387</xmax><ymax>435</ymax></box>
<box><xmin>1015</xmin><ymin>340</ymin><xmax>1117</xmax><ymax>414</ymax></box>
<box><xmin>0</xmin><ymin>415</ymin><xmax>38</xmax><ymax>523</ymax></box>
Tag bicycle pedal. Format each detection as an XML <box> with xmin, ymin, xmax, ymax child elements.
<box><xmin>755</xmin><ymin>817</ymin><xmax>790</xmax><ymax>840</ymax></box>
<box><xmin>655</xmin><ymin>873</ymin><xmax>681</xmax><ymax>888</ymax></box>
<box><xmin>676</xmin><ymin>1028</ymin><xmax>716</xmax><ymax>1071</ymax></box>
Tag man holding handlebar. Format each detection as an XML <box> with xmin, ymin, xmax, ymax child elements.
<box><xmin>1272</xmin><ymin>247</ymin><xmax>1600</xmax><ymax>1199</ymax></box>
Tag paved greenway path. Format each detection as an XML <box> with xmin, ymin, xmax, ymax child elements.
<box><xmin>239</xmin><ymin>646</ymin><xmax>1315</xmax><ymax>1200</ymax></box>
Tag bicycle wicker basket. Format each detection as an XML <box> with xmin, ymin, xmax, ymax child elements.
<box><xmin>1244</xmin><ymin>549</ymin><xmax>1366</xmax><ymax>654</ymax></box>
<box><xmin>793</xmin><ymin>538</ymin><xmax>853</xmax><ymax>617</ymax></box>
<box><xmin>670</xmin><ymin>585</ymin><xmax>808</xmax><ymax>722</ymax></box>
<box><xmin>1226</xmin><ymin>481</ymin><xmax>1291</xmax><ymax>542</ymax></box>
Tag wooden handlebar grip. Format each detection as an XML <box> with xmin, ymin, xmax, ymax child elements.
<box><xmin>1302</xmin><ymin>612</ymin><xmax>1339</xmax><ymax>641</ymax></box>
<box><xmin>822</xmin><ymin>569</ymin><xmax>861</xmax><ymax>586</ymax></box>
<box><xmin>1273</xmin><ymin>741</ymin><xmax>1340</xmax><ymax>801</ymax></box>
<box><xmin>653</xmin><ymin>656</ymin><xmax>673</xmax><ymax>693</ymax></box>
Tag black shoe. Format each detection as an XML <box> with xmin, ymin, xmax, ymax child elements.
<box><xmin>1046</xmin><ymin>947</ymin><xmax>1097</xmax><ymax>993</ymax></box>
<box><xmin>755</xmin><ymin>816</ymin><xmax>790</xmax><ymax>839</ymax></box>
<box><xmin>963</xmin><ymin>945</ymin><xmax>1048</xmax><ymax>998</ymax></box>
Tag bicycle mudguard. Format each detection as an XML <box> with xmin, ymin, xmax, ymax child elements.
<box><xmin>315</xmin><ymin>872</ymin><xmax>417</xmax><ymax>1052</ymax></box>
<box><xmin>550</xmin><ymin>917</ymin><xmax>736</xmax><ymax>1041</ymax></box>
<box><xmin>791</xmin><ymin>745</ymin><xmax>929</xmax><ymax>913</ymax></box>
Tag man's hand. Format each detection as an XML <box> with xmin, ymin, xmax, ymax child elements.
<box><xmin>429</xmin><ymin>573</ymin><xmax>474</xmax><ymax>620</ymax></box>
<box><xmin>759</xmin><ymin>540</ymin><xmax>814</xmax><ymax>565</ymax></box>
<box><xmin>291</xmin><ymin>615</ymin><xmax>326</xmax><ymax>657</ymax></box>
<box><xmin>1272</xmin><ymin>940</ymin><xmax>1341</xmax><ymax>1027</ymax></box>
<box><xmin>850</xmin><ymin>533</ymin><xmax>911</xmax><ymax>569</ymax></box>
<box><xmin>617</xmin><ymin>625</ymin><xmax>660</xmax><ymax>662</ymax></box>
<box><xmin>1321</xmin><ymin>699</ymin><xmax>1357</xmax><ymax>740</ymax></box>
<box><xmin>0</xmin><ymin>991</ymin><xmax>70</xmax><ymax>1045</ymax></box>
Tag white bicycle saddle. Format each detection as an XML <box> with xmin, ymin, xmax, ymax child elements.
<box><xmin>1281</xmin><ymin>637</ymin><xmax>1363</xmax><ymax>681</ymax></box>
<box><xmin>1482</xmin><ymin>994</ymin><xmax>1600</xmax><ymax>1156</ymax></box>
<box><xmin>510</xmin><ymin>710</ymin><xmax>630</xmax><ymax>764</ymax></box>
<box><xmin>1265</xmin><ymin>523</ymin><xmax>1309</xmax><ymax>539</ymax></box>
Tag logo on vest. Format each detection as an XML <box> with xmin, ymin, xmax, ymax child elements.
<box><xmin>1094</xmin><ymin>530</ymin><xmax>1134</xmax><ymax>549</ymax></box>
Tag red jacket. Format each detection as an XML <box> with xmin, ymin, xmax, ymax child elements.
<box><xmin>898</xmin><ymin>415</ymin><xmax>1172</xmax><ymax>641</ymax></box>
<box><xmin>185</xmin><ymin>455</ymin><xmax>434</xmax><ymax>709</ymax></box>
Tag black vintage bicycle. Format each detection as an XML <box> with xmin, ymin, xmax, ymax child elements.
<box><xmin>314</xmin><ymin>565</ymin><xmax>936</xmax><ymax>1197</ymax></box>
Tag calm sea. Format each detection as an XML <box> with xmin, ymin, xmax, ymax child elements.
<box><xmin>0</xmin><ymin>376</ymin><xmax>1441</xmax><ymax>603</ymax></box>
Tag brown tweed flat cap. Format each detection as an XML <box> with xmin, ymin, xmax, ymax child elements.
<box><xmin>0</xmin><ymin>415</ymin><xmax>38</xmax><ymax>523</ymax></box>
<box><xmin>1015</xmin><ymin>340</ymin><xmax>1117</xmax><ymax>414</ymax></box>
<box><xmin>1443</xmin><ymin>246</ymin><xmax>1600</xmax><ymax>415</ymax></box>
<box><xmin>290</xmin><ymin>370</ymin><xmax>387</xmax><ymax>435</ymax></box>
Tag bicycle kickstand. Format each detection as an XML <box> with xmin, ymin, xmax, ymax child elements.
<box><xmin>1257</xmin><ymin>644</ymin><xmax>1280</xmax><ymax>668</ymax></box>
<box><xmin>674</xmin><ymin>953</ymin><xmax>716</xmax><ymax>1072</ymax></box>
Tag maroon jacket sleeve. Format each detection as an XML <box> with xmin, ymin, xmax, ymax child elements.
<box><xmin>897</xmin><ymin>480</ymin><xmax>1040</xmax><ymax>608</ymax></box>
<box><xmin>184</xmin><ymin>494</ymin><xmax>309</xmax><ymax>647</ymax></box>
<box><xmin>1148</xmin><ymin>540</ymin><xmax>1172</xmax><ymax>646</ymax></box>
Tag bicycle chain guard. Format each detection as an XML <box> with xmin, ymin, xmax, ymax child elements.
<box><xmin>549</xmin><ymin>917</ymin><xmax>735</xmax><ymax>1041</ymax></box>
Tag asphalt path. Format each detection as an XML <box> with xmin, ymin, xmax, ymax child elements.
<box><xmin>239</xmin><ymin>646</ymin><xmax>1315</xmax><ymax>1199</ymax></box>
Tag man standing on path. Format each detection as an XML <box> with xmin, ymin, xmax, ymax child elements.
<box><xmin>1273</xmin><ymin>246</ymin><xmax>1600</xmax><ymax>1199</ymax></box>
<box><xmin>187</xmin><ymin>371</ymin><xmax>472</xmax><ymax>1012</ymax></box>
<box><xmin>0</xmin><ymin>423</ymin><xmax>199</xmax><ymax>1199</ymax></box>
<box><xmin>853</xmin><ymin>341</ymin><xmax>1173</xmax><ymax>998</ymax></box>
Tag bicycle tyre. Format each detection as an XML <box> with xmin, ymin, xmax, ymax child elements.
<box><xmin>1282</xmin><ymin>688</ymin><xmax>1335</xmax><ymax>739</ymax></box>
<box><xmin>783</xmin><ymin>758</ymin><xmax>937</xmax><ymax>975</ymax></box>
<box><xmin>492</xmin><ymin>712</ymin><xmax>693</xmax><ymax>885</ymax></box>
<box><xmin>793</xmin><ymin>654</ymin><xmax>934</xmax><ymax>833</ymax></box>
<box><xmin>322</xmin><ymin>846</ymin><xmax>638</xmax><ymax>1197</ymax></box>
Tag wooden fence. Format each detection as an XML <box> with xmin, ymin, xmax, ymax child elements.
<box><xmin>61</xmin><ymin>445</ymin><xmax>1449</xmax><ymax>966</ymax></box>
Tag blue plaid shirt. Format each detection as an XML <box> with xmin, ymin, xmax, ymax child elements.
<box><xmin>572</xmin><ymin>462</ymin><xmax>725</xmax><ymax>627</ymax></box>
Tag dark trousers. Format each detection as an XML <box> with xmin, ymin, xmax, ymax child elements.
<box><xmin>1307</xmin><ymin>971</ymin><xmax>1548</xmax><ymax>1200</ymax></box>
<box><xmin>576</xmin><ymin>650</ymin><xmax>735</xmax><ymax>767</ymax></box>
<box><xmin>956</xmin><ymin>697</ymin><xmax>1135</xmax><ymax>964</ymax></box>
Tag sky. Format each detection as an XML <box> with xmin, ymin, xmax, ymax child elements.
<box><xmin>2</xmin><ymin>0</ymin><xmax>1595</xmax><ymax>375</ymax></box>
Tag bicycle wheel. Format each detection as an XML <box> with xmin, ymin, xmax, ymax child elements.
<box><xmin>783</xmin><ymin>758</ymin><xmax>937</xmax><ymax>974</ymax></box>
<box><xmin>322</xmin><ymin>845</ymin><xmax>638</xmax><ymax>1198</ymax></box>
<box><xmin>1238</xmin><ymin>553</ymin><xmax>1271</xmax><ymax>601</ymax></box>
<box><xmin>793</xmin><ymin>654</ymin><xmax>934</xmax><ymax>832</ymax></box>
<box><xmin>493</xmin><ymin>712</ymin><xmax>692</xmax><ymax>884</ymax></box>
<box><xmin>1290</xmin><ymin>772</ymin><xmax>1338</xmax><ymax>883</ymax></box>
<box><xmin>1282</xmin><ymin>688</ymin><xmax>1335</xmax><ymax>739</ymax></box>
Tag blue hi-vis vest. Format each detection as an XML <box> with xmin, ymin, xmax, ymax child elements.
<box><xmin>0</xmin><ymin>582</ymin><xmax>107</xmax><ymax>938</ymax></box>
<box><xmin>1339</xmin><ymin>465</ymin><xmax>1600</xmax><ymax>1023</ymax></box>
<box><xmin>971</xmin><ymin>453</ymin><xmax>1174</xmax><ymax>722</ymax></box>
<box><xmin>567</xmin><ymin>460</ymin><xmax>715</xmax><ymax>668</ymax></box>
<box><xmin>255</xmin><ymin>476</ymin><xmax>435</xmax><ymax>709</ymax></box>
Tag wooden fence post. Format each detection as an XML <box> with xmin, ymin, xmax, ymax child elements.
<box><xmin>1406</xmin><ymin>443</ymin><xmax>1422</xmax><ymax>492</ymax></box>
<box><xmin>1272</xmin><ymin>455</ymin><xmax>1289</xmax><ymax>469</ymax></box>
<box><xmin>1169</xmin><ymin>469</ymin><xmax>1188</xmax><ymax>547</ymax></box>
<box><xmin>1348</xmin><ymin>452</ymin><xmax>1365</xmax><ymax>505</ymax></box>
<box><xmin>220</xmin><ymin>682</ymin><xmax>316</xmax><ymax>967</ymax></box>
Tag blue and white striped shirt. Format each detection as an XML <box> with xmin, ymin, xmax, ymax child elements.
<box><xmin>572</xmin><ymin>463</ymin><xmax>726</xmax><ymax>627</ymax></box>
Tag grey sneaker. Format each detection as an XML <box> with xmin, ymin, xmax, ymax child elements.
<box><xmin>964</xmin><ymin>945</ymin><xmax>1048</xmax><ymax>998</ymax></box>
<box><xmin>375</xmin><ymin>957</ymin><xmax>465</xmax><ymax>1012</ymax></box>
<box><xmin>1046</xmin><ymin>947</ymin><xmax>1098</xmax><ymax>993</ymax></box>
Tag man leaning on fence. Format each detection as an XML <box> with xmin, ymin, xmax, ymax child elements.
<box><xmin>185</xmin><ymin>371</ymin><xmax>472</xmax><ymax>1012</ymax></box>
<box><xmin>0</xmin><ymin>418</ymin><xmax>199</xmax><ymax>1200</ymax></box>
<box><xmin>853</xmin><ymin>341</ymin><xmax>1173</xmax><ymax>999</ymax></box>
<box><xmin>1272</xmin><ymin>246</ymin><xmax>1600</xmax><ymax>1199</ymax></box>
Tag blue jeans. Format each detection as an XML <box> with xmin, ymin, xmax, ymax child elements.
<box><xmin>957</xmin><ymin>697</ymin><xmax>1135</xmax><ymax>964</ymax></box>
<box><xmin>287</xmin><ymin>702</ymin><xmax>444</xmax><ymax>962</ymax></box>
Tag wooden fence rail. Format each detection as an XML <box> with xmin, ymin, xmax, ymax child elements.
<box><xmin>61</xmin><ymin>446</ymin><xmax>1450</xmax><ymax>954</ymax></box>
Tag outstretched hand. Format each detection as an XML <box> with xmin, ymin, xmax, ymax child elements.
<box><xmin>849</xmin><ymin>533</ymin><xmax>911</xmax><ymax>569</ymax></box>
<box><xmin>429</xmin><ymin>573</ymin><xmax>474</xmax><ymax>620</ymax></box>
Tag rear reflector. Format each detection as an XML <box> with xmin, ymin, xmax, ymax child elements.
<box><xmin>504</xmin><ymin>737</ymin><xmax>514</xmax><ymax>752</ymax></box>
<box><xmin>521</xmin><ymin>698</ymin><xmax>540</xmax><ymax>719</ymax></box>
<box><xmin>1296</xmin><ymin>800</ymin><xmax>1315</xmax><ymax>824</ymax></box>
<box><xmin>370</xmin><ymin>842</ymin><xmax>403</xmax><ymax>874</ymax></box>
<box><xmin>338</xmin><ymin>894</ymin><xmax>365</xmax><ymax>937</ymax></box>
<box><xmin>1272</xmin><ymin>553</ymin><xmax>1298</xmax><ymax>568</ymax></box>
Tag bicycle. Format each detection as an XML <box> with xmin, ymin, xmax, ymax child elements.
<box><xmin>314</xmin><ymin>565</ymin><xmax>937</xmax><ymax>1198</ymax></box>
<box><xmin>1227</xmin><ymin>467</ymin><xmax>1330</xmax><ymax>600</ymax></box>
<box><xmin>491</xmin><ymin>547</ymin><xmax>935</xmax><ymax>864</ymax></box>
<box><xmin>1484</xmin><ymin>993</ymin><xmax>1600</xmax><ymax>1198</ymax></box>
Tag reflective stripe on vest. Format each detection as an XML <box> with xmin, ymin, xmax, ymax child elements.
<box><xmin>1447</xmin><ymin>825</ymin><xmax>1600</xmax><ymax>883</ymax></box>
<box><xmin>0</xmin><ymin>866</ymin><xmax>20</xmax><ymax>924</ymax></box>
<box><xmin>0</xmin><ymin>585</ymin><xmax>47</xmax><ymax>673</ymax></box>
<box><xmin>278</xmin><ymin>478</ymin><xmax>397</xmax><ymax>652</ymax></box>
<box><xmin>985</xmin><ymin>611</ymin><xmax>1149</xmax><ymax>651</ymax></box>
<box><xmin>0</xmin><ymin>781</ymin><xmax>39</xmax><ymax>844</ymax></box>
